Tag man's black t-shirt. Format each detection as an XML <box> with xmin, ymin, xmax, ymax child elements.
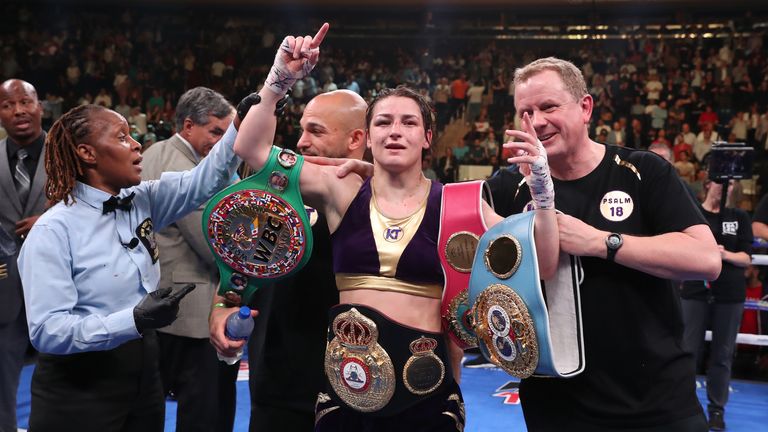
<box><xmin>248</xmin><ymin>211</ymin><xmax>339</xmax><ymax>413</ymax></box>
<box><xmin>488</xmin><ymin>145</ymin><xmax>706</xmax><ymax>429</ymax></box>
<box><xmin>681</xmin><ymin>207</ymin><xmax>752</xmax><ymax>303</ymax></box>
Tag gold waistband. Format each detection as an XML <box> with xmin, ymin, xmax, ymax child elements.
<box><xmin>335</xmin><ymin>274</ymin><xmax>442</xmax><ymax>299</ymax></box>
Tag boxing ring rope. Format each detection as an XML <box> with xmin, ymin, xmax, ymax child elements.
<box><xmin>705</xmin><ymin>330</ymin><xmax>768</xmax><ymax>346</ymax></box>
<box><xmin>749</xmin><ymin>254</ymin><xmax>768</xmax><ymax>267</ymax></box>
<box><xmin>716</xmin><ymin>253</ymin><xmax>768</xmax><ymax>347</ymax></box>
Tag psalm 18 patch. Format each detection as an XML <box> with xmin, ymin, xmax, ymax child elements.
<box><xmin>600</xmin><ymin>191</ymin><xmax>633</xmax><ymax>222</ymax></box>
<box><xmin>136</xmin><ymin>218</ymin><xmax>159</xmax><ymax>263</ymax></box>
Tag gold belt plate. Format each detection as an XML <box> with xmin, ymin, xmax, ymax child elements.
<box><xmin>324</xmin><ymin>308</ymin><xmax>396</xmax><ymax>412</ymax></box>
<box><xmin>474</xmin><ymin>284</ymin><xmax>538</xmax><ymax>378</ymax></box>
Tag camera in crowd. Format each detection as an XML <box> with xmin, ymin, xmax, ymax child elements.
<box><xmin>707</xmin><ymin>142</ymin><xmax>754</xmax><ymax>181</ymax></box>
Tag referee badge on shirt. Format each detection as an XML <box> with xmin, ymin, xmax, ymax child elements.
<box><xmin>325</xmin><ymin>308</ymin><xmax>396</xmax><ymax>412</ymax></box>
<box><xmin>136</xmin><ymin>218</ymin><xmax>159</xmax><ymax>263</ymax></box>
<box><xmin>403</xmin><ymin>336</ymin><xmax>445</xmax><ymax>395</ymax></box>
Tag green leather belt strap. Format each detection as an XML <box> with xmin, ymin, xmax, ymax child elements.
<box><xmin>202</xmin><ymin>145</ymin><xmax>313</xmax><ymax>305</ymax></box>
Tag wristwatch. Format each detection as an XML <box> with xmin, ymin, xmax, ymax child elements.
<box><xmin>605</xmin><ymin>232</ymin><xmax>623</xmax><ymax>261</ymax></box>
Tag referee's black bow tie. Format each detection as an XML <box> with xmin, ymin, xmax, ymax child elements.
<box><xmin>102</xmin><ymin>192</ymin><xmax>135</xmax><ymax>214</ymax></box>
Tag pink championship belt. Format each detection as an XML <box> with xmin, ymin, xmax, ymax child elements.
<box><xmin>439</xmin><ymin>180</ymin><xmax>493</xmax><ymax>349</ymax></box>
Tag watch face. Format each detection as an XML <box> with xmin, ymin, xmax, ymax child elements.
<box><xmin>607</xmin><ymin>234</ymin><xmax>622</xmax><ymax>249</ymax></box>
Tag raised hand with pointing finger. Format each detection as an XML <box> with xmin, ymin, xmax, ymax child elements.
<box><xmin>265</xmin><ymin>23</ymin><xmax>329</xmax><ymax>95</ymax></box>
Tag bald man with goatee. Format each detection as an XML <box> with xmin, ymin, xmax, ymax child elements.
<box><xmin>210</xmin><ymin>90</ymin><xmax>367</xmax><ymax>432</ymax></box>
<box><xmin>0</xmin><ymin>79</ymin><xmax>47</xmax><ymax>432</ymax></box>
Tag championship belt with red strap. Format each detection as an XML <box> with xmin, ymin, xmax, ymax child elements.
<box><xmin>438</xmin><ymin>180</ymin><xmax>492</xmax><ymax>349</ymax></box>
<box><xmin>468</xmin><ymin>210</ymin><xmax>585</xmax><ymax>378</ymax></box>
<box><xmin>202</xmin><ymin>146</ymin><xmax>313</xmax><ymax>305</ymax></box>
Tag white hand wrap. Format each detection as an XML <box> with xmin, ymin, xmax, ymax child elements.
<box><xmin>265</xmin><ymin>37</ymin><xmax>317</xmax><ymax>95</ymax></box>
<box><xmin>527</xmin><ymin>139</ymin><xmax>555</xmax><ymax>210</ymax></box>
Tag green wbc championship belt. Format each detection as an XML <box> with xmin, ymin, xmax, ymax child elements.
<box><xmin>202</xmin><ymin>146</ymin><xmax>313</xmax><ymax>305</ymax></box>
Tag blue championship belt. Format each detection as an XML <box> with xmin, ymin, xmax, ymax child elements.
<box><xmin>203</xmin><ymin>146</ymin><xmax>313</xmax><ymax>305</ymax></box>
<box><xmin>468</xmin><ymin>211</ymin><xmax>585</xmax><ymax>378</ymax></box>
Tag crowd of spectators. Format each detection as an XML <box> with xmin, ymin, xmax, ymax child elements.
<box><xmin>2</xmin><ymin>3</ymin><xmax>768</xmax><ymax>205</ymax></box>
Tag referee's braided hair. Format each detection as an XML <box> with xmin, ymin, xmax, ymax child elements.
<box><xmin>45</xmin><ymin>104</ymin><xmax>109</xmax><ymax>205</ymax></box>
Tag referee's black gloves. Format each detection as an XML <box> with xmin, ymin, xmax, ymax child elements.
<box><xmin>236</xmin><ymin>91</ymin><xmax>291</xmax><ymax>123</ymax></box>
<box><xmin>133</xmin><ymin>284</ymin><xmax>196</xmax><ymax>332</ymax></box>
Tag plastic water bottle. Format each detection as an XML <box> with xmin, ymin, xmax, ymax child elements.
<box><xmin>217</xmin><ymin>306</ymin><xmax>254</xmax><ymax>365</ymax></box>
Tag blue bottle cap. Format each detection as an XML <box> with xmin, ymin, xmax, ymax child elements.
<box><xmin>238</xmin><ymin>306</ymin><xmax>251</xmax><ymax>319</ymax></box>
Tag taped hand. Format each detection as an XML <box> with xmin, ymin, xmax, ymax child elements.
<box><xmin>265</xmin><ymin>23</ymin><xmax>329</xmax><ymax>95</ymax></box>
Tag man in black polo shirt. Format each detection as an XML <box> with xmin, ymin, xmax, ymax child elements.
<box><xmin>489</xmin><ymin>58</ymin><xmax>721</xmax><ymax>431</ymax></box>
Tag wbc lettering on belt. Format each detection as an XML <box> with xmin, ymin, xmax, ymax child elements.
<box><xmin>207</xmin><ymin>189</ymin><xmax>306</xmax><ymax>278</ymax></box>
<box><xmin>251</xmin><ymin>215</ymin><xmax>284</xmax><ymax>263</ymax></box>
